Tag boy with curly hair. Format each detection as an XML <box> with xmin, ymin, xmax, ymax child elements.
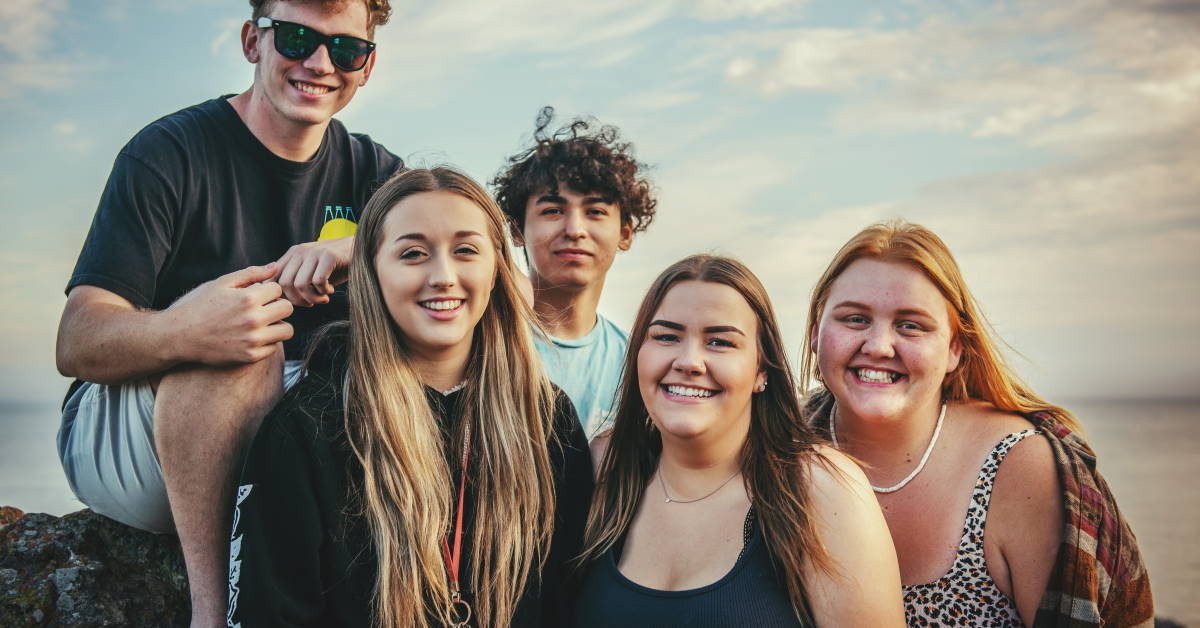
<box><xmin>492</xmin><ymin>107</ymin><xmax>657</xmax><ymax>436</ymax></box>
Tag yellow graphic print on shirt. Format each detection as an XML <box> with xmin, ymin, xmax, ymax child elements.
<box><xmin>318</xmin><ymin>205</ymin><xmax>357</xmax><ymax>241</ymax></box>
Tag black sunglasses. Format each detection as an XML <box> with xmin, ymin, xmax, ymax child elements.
<box><xmin>256</xmin><ymin>17</ymin><xmax>376</xmax><ymax>72</ymax></box>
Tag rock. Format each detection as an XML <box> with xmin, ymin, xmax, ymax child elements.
<box><xmin>0</xmin><ymin>506</ymin><xmax>24</xmax><ymax>528</ymax></box>
<box><xmin>0</xmin><ymin>507</ymin><xmax>189</xmax><ymax>627</ymax></box>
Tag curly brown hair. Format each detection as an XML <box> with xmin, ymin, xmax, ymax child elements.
<box><xmin>492</xmin><ymin>106</ymin><xmax>657</xmax><ymax>234</ymax></box>
<box><xmin>248</xmin><ymin>0</ymin><xmax>392</xmax><ymax>34</ymax></box>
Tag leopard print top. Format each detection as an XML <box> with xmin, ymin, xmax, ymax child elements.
<box><xmin>902</xmin><ymin>429</ymin><xmax>1038</xmax><ymax>627</ymax></box>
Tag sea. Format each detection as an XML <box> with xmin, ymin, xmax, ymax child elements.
<box><xmin>2</xmin><ymin>398</ymin><xmax>1197</xmax><ymax>625</ymax></box>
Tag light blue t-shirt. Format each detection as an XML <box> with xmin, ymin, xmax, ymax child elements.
<box><xmin>534</xmin><ymin>314</ymin><xmax>629</xmax><ymax>438</ymax></box>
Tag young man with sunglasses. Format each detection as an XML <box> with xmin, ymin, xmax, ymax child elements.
<box><xmin>492</xmin><ymin>108</ymin><xmax>657</xmax><ymax>438</ymax></box>
<box><xmin>55</xmin><ymin>2</ymin><xmax>399</xmax><ymax>625</ymax></box>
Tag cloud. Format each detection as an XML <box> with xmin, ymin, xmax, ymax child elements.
<box><xmin>724</xmin><ymin>27</ymin><xmax>935</xmax><ymax>93</ymax></box>
<box><xmin>720</xmin><ymin>0</ymin><xmax>1199</xmax><ymax>156</ymax></box>
<box><xmin>364</xmin><ymin>0</ymin><xmax>842</xmax><ymax>108</ymax></box>
<box><xmin>0</xmin><ymin>60</ymin><xmax>94</xmax><ymax>98</ymax></box>
<box><xmin>0</xmin><ymin>0</ymin><xmax>68</xmax><ymax>60</ymax></box>
<box><xmin>675</xmin><ymin>148</ymin><xmax>1197</xmax><ymax>395</ymax></box>
<box><xmin>594</xmin><ymin>0</ymin><xmax>1200</xmax><ymax>398</ymax></box>
<box><xmin>50</xmin><ymin>119</ymin><xmax>93</xmax><ymax>153</ymax></box>
<box><xmin>608</xmin><ymin>140</ymin><xmax>1199</xmax><ymax>398</ymax></box>
<box><xmin>6</xmin><ymin>0</ymin><xmax>1194</xmax><ymax>406</ymax></box>
<box><xmin>358</xmin><ymin>0</ymin><xmax>806</xmax><ymax>111</ymax></box>
<box><xmin>691</xmin><ymin>0</ymin><xmax>807</xmax><ymax>21</ymax></box>
<box><xmin>210</xmin><ymin>21</ymin><xmax>240</xmax><ymax>57</ymax></box>
<box><xmin>601</xmin><ymin>148</ymin><xmax>797</xmax><ymax>327</ymax></box>
<box><xmin>349</xmin><ymin>0</ymin><xmax>679</xmax><ymax>113</ymax></box>
<box><xmin>0</xmin><ymin>1</ymin><xmax>96</xmax><ymax>98</ymax></box>
<box><xmin>823</xmin><ymin>156</ymin><xmax>1200</xmax><ymax>398</ymax></box>
<box><xmin>612</xmin><ymin>86</ymin><xmax>701</xmax><ymax>112</ymax></box>
<box><xmin>381</xmin><ymin>0</ymin><xmax>671</xmax><ymax>58</ymax></box>
<box><xmin>708</xmin><ymin>4</ymin><xmax>1199</xmax><ymax>278</ymax></box>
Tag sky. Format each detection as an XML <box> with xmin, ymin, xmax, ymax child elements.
<box><xmin>0</xmin><ymin>0</ymin><xmax>1197</xmax><ymax>407</ymax></box>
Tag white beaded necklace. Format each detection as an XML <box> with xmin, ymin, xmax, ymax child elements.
<box><xmin>830</xmin><ymin>402</ymin><xmax>947</xmax><ymax>494</ymax></box>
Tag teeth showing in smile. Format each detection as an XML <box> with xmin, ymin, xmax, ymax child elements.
<box><xmin>421</xmin><ymin>299</ymin><xmax>462</xmax><ymax>311</ymax></box>
<box><xmin>666</xmin><ymin>385</ymin><xmax>714</xmax><ymax>398</ymax></box>
<box><xmin>293</xmin><ymin>81</ymin><xmax>332</xmax><ymax>95</ymax></box>
<box><xmin>856</xmin><ymin>368</ymin><xmax>898</xmax><ymax>383</ymax></box>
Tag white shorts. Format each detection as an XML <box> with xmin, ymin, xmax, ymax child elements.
<box><xmin>56</xmin><ymin>360</ymin><xmax>305</xmax><ymax>534</ymax></box>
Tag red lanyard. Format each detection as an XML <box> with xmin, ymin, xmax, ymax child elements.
<box><xmin>441</xmin><ymin>422</ymin><xmax>472</xmax><ymax>627</ymax></box>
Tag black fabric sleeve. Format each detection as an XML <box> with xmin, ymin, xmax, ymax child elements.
<box><xmin>541</xmin><ymin>389</ymin><xmax>596</xmax><ymax>624</ymax></box>
<box><xmin>373</xmin><ymin>141</ymin><xmax>404</xmax><ymax>186</ymax></box>
<box><xmin>227</xmin><ymin>402</ymin><xmax>329</xmax><ymax>627</ymax></box>
<box><xmin>349</xmin><ymin>132</ymin><xmax>404</xmax><ymax>209</ymax></box>
<box><xmin>67</xmin><ymin>151</ymin><xmax>178</xmax><ymax>307</ymax></box>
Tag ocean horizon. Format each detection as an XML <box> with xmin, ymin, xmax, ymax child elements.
<box><xmin>2</xmin><ymin>397</ymin><xmax>1197</xmax><ymax>624</ymax></box>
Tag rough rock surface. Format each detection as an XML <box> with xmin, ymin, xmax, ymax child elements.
<box><xmin>0</xmin><ymin>506</ymin><xmax>24</xmax><ymax>527</ymax></box>
<box><xmin>0</xmin><ymin>506</ymin><xmax>1190</xmax><ymax>627</ymax></box>
<box><xmin>0</xmin><ymin>507</ymin><xmax>189</xmax><ymax>627</ymax></box>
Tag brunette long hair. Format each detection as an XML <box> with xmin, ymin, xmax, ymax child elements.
<box><xmin>342</xmin><ymin>167</ymin><xmax>557</xmax><ymax>627</ymax></box>
<box><xmin>800</xmin><ymin>219</ymin><xmax>1081</xmax><ymax>431</ymax></box>
<box><xmin>577</xmin><ymin>254</ymin><xmax>833</xmax><ymax>623</ymax></box>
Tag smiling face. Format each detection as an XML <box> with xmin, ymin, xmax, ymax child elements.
<box><xmin>637</xmin><ymin>280</ymin><xmax>766</xmax><ymax>442</ymax></box>
<box><xmin>518</xmin><ymin>186</ymin><xmax>633</xmax><ymax>290</ymax></box>
<box><xmin>244</xmin><ymin>1</ymin><xmax>375</xmax><ymax>129</ymax></box>
<box><xmin>813</xmin><ymin>258</ymin><xmax>962</xmax><ymax>425</ymax></box>
<box><xmin>374</xmin><ymin>191</ymin><xmax>497</xmax><ymax>363</ymax></box>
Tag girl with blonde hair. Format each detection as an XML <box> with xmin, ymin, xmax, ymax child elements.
<box><xmin>574</xmin><ymin>254</ymin><xmax>903</xmax><ymax>627</ymax></box>
<box><xmin>227</xmin><ymin>167</ymin><xmax>594</xmax><ymax>627</ymax></box>
<box><xmin>802</xmin><ymin>220</ymin><xmax>1152</xmax><ymax>627</ymax></box>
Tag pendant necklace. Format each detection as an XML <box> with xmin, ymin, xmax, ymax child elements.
<box><xmin>657</xmin><ymin>464</ymin><xmax>741</xmax><ymax>504</ymax></box>
<box><xmin>441</xmin><ymin>422</ymin><xmax>472</xmax><ymax>627</ymax></box>
<box><xmin>830</xmin><ymin>402</ymin><xmax>947</xmax><ymax>494</ymax></box>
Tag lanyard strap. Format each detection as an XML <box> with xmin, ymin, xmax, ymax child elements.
<box><xmin>441</xmin><ymin>423</ymin><xmax>472</xmax><ymax>627</ymax></box>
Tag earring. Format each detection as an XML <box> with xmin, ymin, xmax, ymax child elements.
<box><xmin>645</xmin><ymin>415</ymin><xmax>657</xmax><ymax>431</ymax></box>
<box><xmin>754</xmin><ymin>381</ymin><xmax>768</xmax><ymax>393</ymax></box>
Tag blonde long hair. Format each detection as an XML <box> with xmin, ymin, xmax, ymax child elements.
<box><xmin>800</xmin><ymin>220</ymin><xmax>1081</xmax><ymax>431</ymax></box>
<box><xmin>342</xmin><ymin>167</ymin><xmax>558</xmax><ymax>627</ymax></box>
<box><xmin>577</xmin><ymin>255</ymin><xmax>832</xmax><ymax>624</ymax></box>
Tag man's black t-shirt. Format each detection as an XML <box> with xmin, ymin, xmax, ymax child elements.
<box><xmin>67</xmin><ymin>96</ymin><xmax>403</xmax><ymax>359</ymax></box>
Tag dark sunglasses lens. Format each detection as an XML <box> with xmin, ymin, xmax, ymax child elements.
<box><xmin>329</xmin><ymin>37</ymin><xmax>371</xmax><ymax>71</ymax></box>
<box><xmin>274</xmin><ymin>22</ymin><xmax>318</xmax><ymax>59</ymax></box>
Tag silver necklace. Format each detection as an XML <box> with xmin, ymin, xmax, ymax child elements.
<box><xmin>830</xmin><ymin>402</ymin><xmax>947</xmax><ymax>494</ymax></box>
<box><xmin>657</xmin><ymin>465</ymin><xmax>741</xmax><ymax>504</ymax></box>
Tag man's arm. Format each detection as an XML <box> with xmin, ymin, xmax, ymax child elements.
<box><xmin>272</xmin><ymin>235</ymin><xmax>354</xmax><ymax>307</ymax></box>
<box><xmin>271</xmin><ymin>141</ymin><xmax>406</xmax><ymax>308</ymax></box>
<box><xmin>57</xmin><ymin>264</ymin><xmax>294</xmax><ymax>385</ymax></box>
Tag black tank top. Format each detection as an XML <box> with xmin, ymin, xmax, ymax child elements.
<box><xmin>572</xmin><ymin>512</ymin><xmax>806</xmax><ymax>627</ymax></box>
